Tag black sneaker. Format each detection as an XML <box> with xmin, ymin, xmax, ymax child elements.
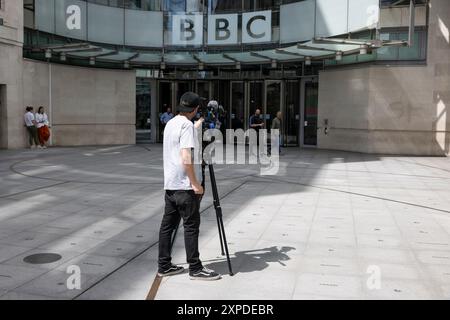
<box><xmin>189</xmin><ymin>267</ymin><xmax>221</xmax><ymax>281</ymax></box>
<box><xmin>158</xmin><ymin>265</ymin><xmax>185</xmax><ymax>277</ymax></box>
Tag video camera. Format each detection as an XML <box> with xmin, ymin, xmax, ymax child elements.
<box><xmin>198</xmin><ymin>98</ymin><xmax>225</xmax><ymax>131</ymax></box>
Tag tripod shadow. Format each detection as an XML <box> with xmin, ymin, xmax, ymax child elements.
<box><xmin>204</xmin><ymin>246</ymin><xmax>296</xmax><ymax>275</ymax></box>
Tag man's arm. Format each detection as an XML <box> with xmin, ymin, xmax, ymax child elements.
<box><xmin>249</xmin><ymin>116</ymin><xmax>258</xmax><ymax>128</ymax></box>
<box><xmin>181</xmin><ymin>148</ymin><xmax>204</xmax><ymax>195</ymax></box>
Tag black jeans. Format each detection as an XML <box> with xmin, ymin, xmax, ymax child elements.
<box><xmin>26</xmin><ymin>126</ymin><xmax>39</xmax><ymax>146</ymax></box>
<box><xmin>158</xmin><ymin>190</ymin><xmax>203</xmax><ymax>273</ymax></box>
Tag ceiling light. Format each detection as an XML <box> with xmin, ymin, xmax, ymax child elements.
<box><xmin>45</xmin><ymin>49</ymin><xmax>52</xmax><ymax>59</ymax></box>
<box><xmin>271</xmin><ymin>60</ymin><xmax>277</xmax><ymax>68</ymax></box>
<box><xmin>305</xmin><ymin>56</ymin><xmax>312</xmax><ymax>66</ymax></box>
<box><xmin>360</xmin><ymin>45</ymin><xmax>368</xmax><ymax>55</ymax></box>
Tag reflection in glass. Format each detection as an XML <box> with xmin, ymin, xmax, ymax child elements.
<box><xmin>136</xmin><ymin>78</ymin><xmax>152</xmax><ymax>143</ymax></box>
<box><xmin>304</xmin><ymin>82</ymin><xmax>318</xmax><ymax>146</ymax></box>
<box><xmin>231</xmin><ymin>82</ymin><xmax>245</xmax><ymax>130</ymax></box>
<box><xmin>265</xmin><ymin>81</ymin><xmax>281</xmax><ymax>130</ymax></box>
<box><xmin>285</xmin><ymin>81</ymin><xmax>299</xmax><ymax>146</ymax></box>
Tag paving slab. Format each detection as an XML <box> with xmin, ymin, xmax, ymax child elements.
<box><xmin>0</xmin><ymin>145</ymin><xmax>450</xmax><ymax>300</ymax></box>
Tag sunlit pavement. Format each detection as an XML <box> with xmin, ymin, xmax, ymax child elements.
<box><xmin>0</xmin><ymin>145</ymin><xmax>450</xmax><ymax>300</ymax></box>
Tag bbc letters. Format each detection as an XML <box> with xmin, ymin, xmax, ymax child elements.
<box><xmin>175</xmin><ymin>11</ymin><xmax>272</xmax><ymax>45</ymax></box>
<box><xmin>64</xmin><ymin>4</ymin><xmax>272</xmax><ymax>46</ymax></box>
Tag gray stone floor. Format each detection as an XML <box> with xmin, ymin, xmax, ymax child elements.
<box><xmin>0</xmin><ymin>145</ymin><xmax>450</xmax><ymax>300</ymax></box>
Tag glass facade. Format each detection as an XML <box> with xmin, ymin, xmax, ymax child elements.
<box><xmin>24</xmin><ymin>0</ymin><xmax>430</xmax><ymax>146</ymax></box>
<box><xmin>84</xmin><ymin>0</ymin><xmax>298</xmax><ymax>11</ymax></box>
<box><xmin>78</xmin><ymin>0</ymin><xmax>429</xmax><ymax>11</ymax></box>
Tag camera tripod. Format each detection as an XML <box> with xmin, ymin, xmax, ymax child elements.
<box><xmin>169</xmin><ymin>161</ymin><xmax>234</xmax><ymax>276</ymax></box>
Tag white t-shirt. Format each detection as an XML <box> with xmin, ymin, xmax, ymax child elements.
<box><xmin>35</xmin><ymin>113</ymin><xmax>49</xmax><ymax>128</ymax></box>
<box><xmin>164</xmin><ymin>115</ymin><xmax>197</xmax><ymax>191</ymax></box>
<box><xmin>24</xmin><ymin>112</ymin><xmax>35</xmax><ymax>127</ymax></box>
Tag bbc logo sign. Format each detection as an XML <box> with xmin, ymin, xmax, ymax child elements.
<box><xmin>172</xmin><ymin>11</ymin><xmax>272</xmax><ymax>46</ymax></box>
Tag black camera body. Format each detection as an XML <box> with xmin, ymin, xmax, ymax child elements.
<box><xmin>198</xmin><ymin>99</ymin><xmax>224</xmax><ymax>131</ymax></box>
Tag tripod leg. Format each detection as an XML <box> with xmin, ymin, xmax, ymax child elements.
<box><xmin>203</xmin><ymin>162</ymin><xmax>225</xmax><ymax>255</ymax></box>
<box><xmin>218</xmin><ymin>214</ymin><xmax>234</xmax><ymax>276</ymax></box>
<box><xmin>208</xmin><ymin>164</ymin><xmax>234</xmax><ymax>276</ymax></box>
<box><xmin>208</xmin><ymin>165</ymin><xmax>225</xmax><ymax>255</ymax></box>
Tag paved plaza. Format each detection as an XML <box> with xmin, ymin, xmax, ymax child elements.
<box><xmin>0</xmin><ymin>145</ymin><xmax>450</xmax><ymax>300</ymax></box>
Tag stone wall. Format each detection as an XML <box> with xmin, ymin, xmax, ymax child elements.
<box><xmin>317</xmin><ymin>0</ymin><xmax>450</xmax><ymax>156</ymax></box>
<box><xmin>22</xmin><ymin>60</ymin><xmax>136</xmax><ymax>147</ymax></box>
<box><xmin>0</xmin><ymin>0</ymin><xmax>23</xmax><ymax>149</ymax></box>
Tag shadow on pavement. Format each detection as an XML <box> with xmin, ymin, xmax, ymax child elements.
<box><xmin>204</xmin><ymin>246</ymin><xmax>296</xmax><ymax>275</ymax></box>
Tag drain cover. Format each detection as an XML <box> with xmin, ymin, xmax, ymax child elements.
<box><xmin>23</xmin><ymin>253</ymin><xmax>62</xmax><ymax>265</ymax></box>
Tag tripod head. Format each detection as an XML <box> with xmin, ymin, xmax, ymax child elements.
<box><xmin>197</xmin><ymin>98</ymin><xmax>225</xmax><ymax>132</ymax></box>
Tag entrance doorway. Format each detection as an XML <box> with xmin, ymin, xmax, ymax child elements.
<box><xmin>149</xmin><ymin>78</ymin><xmax>310</xmax><ymax>147</ymax></box>
<box><xmin>264</xmin><ymin>80</ymin><xmax>301</xmax><ymax>147</ymax></box>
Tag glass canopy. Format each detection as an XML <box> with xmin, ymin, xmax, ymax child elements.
<box><xmin>43</xmin><ymin>38</ymin><xmax>408</xmax><ymax>68</ymax></box>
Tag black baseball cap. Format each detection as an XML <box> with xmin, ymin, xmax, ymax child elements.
<box><xmin>178</xmin><ymin>92</ymin><xmax>200</xmax><ymax>113</ymax></box>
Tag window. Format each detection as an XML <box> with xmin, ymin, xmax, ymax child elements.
<box><xmin>381</xmin><ymin>0</ymin><xmax>427</xmax><ymax>7</ymax></box>
<box><xmin>377</xmin><ymin>30</ymin><xmax>427</xmax><ymax>61</ymax></box>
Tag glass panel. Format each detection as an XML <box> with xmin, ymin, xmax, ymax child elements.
<box><xmin>197</xmin><ymin>81</ymin><xmax>210</xmax><ymax>100</ymax></box>
<box><xmin>231</xmin><ymin>82</ymin><xmax>245</xmax><ymax>130</ymax></box>
<box><xmin>243</xmin><ymin>0</ymin><xmax>281</xmax><ymax>11</ymax></box>
<box><xmin>164</xmin><ymin>0</ymin><xmax>187</xmax><ymax>12</ymax></box>
<box><xmin>125</xmin><ymin>10</ymin><xmax>163</xmax><ymax>47</ymax></box>
<box><xmin>266</xmin><ymin>81</ymin><xmax>281</xmax><ymax>131</ymax></box>
<box><xmin>177</xmin><ymin>81</ymin><xmax>194</xmax><ymax>103</ymax></box>
<box><xmin>136</xmin><ymin>78</ymin><xmax>152</xmax><ymax>143</ymax></box>
<box><xmin>304</xmin><ymin>82</ymin><xmax>318</xmax><ymax>146</ymax></box>
<box><xmin>398</xmin><ymin>32</ymin><xmax>421</xmax><ymax>60</ymax></box>
<box><xmin>159</xmin><ymin>82</ymin><xmax>173</xmax><ymax>141</ymax></box>
<box><xmin>315</xmin><ymin>0</ymin><xmax>348</xmax><ymax>37</ymax></box>
<box><xmin>87</xmin><ymin>2</ymin><xmax>124</xmax><ymax>45</ymax></box>
<box><xmin>285</xmin><ymin>81</ymin><xmax>299</xmax><ymax>146</ymax></box>
<box><xmin>249</xmin><ymin>81</ymin><xmax>264</xmax><ymax>119</ymax></box>
<box><xmin>215</xmin><ymin>81</ymin><xmax>230</xmax><ymax>130</ymax></box>
<box><xmin>376</xmin><ymin>32</ymin><xmax>399</xmax><ymax>60</ymax></box>
<box><xmin>209</xmin><ymin>0</ymin><xmax>242</xmax><ymax>13</ymax></box>
<box><xmin>280</xmin><ymin>0</ymin><xmax>315</xmax><ymax>43</ymax></box>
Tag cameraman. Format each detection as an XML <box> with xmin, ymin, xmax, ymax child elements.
<box><xmin>158</xmin><ymin>92</ymin><xmax>221</xmax><ymax>281</ymax></box>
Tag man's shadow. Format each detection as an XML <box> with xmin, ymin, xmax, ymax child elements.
<box><xmin>204</xmin><ymin>246</ymin><xmax>296</xmax><ymax>275</ymax></box>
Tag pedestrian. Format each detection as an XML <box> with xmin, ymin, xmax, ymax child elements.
<box><xmin>158</xmin><ymin>92</ymin><xmax>221</xmax><ymax>281</ymax></box>
<box><xmin>35</xmin><ymin>106</ymin><xmax>50</xmax><ymax>148</ymax></box>
<box><xmin>271</xmin><ymin>111</ymin><xmax>283</xmax><ymax>155</ymax></box>
<box><xmin>24</xmin><ymin>106</ymin><xmax>39</xmax><ymax>149</ymax></box>
<box><xmin>160</xmin><ymin>107</ymin><xmax>174</xmax><ymax>129</ymax></box>
<box><xmin>250</xmin><ymin>108</ymin><xmax>265</xmax><ymax>149</ymax></box>
<box><xmin>160</xmin><ymin>106</ymin><xmax>174</xmax><ymax>141</ymax></box>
